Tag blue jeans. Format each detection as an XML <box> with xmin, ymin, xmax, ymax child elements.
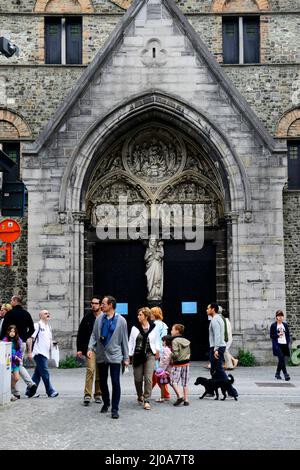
<box><xmin>32</xmin><ymin>354</ymin><xmax>56</xmax><ymax>396</ymax></box>
<box><xmin>209</xmin><ymin>346</ymin><xmax>228</xmax><ymax>380</ymax></box>
<box><xmin>210</xmin><ymin>347</ymin><xmax>236</xmax><ymax>395</ymax></box>
<box><xmin>98</xmin><ymin>363</ymin><xmax>121</xmax><ymax>412</ymax></box>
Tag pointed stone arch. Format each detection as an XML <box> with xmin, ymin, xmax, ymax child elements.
<box><xmin>276</xmin><ymin>108</ymin><xmax>300</xmax><ymax>138</ymax></box>
<box><xmin>156</xmin><ymin>170</ymin><xmax>225</xmax><ymax>227</ymax></box>
<box><xmin>86</xmin><ymin>170</ymin><xmax>154</xmax><ymax>226</ymax></box>
<box><xmin>0</xmin><ymin>108</ymin><xmax>32</xmax><ymax>139</ymax></box>
<box><xmin>211</xmin><ymin>0</ymin><xmax>269</xmax><ymax>12</ymax></box>
<box><xmin>57</xmin><ymin>91</ymin><xmax>251</xmax><ymax>218</ymax></box>
<box><xmin>34</xmin><ymin>0</ymin><xmax>94</xmax><ymax>13</ymax></box>
<box><xmin>156</xmin><ymin>170</ymin><xmax>224</xmax><ymax>205</ymax></box>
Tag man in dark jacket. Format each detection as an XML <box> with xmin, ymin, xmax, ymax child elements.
<box><xmin>0</xmin><ymin>295</ymin><xmax>37</xmax><ymax>398</ymax></box>
<box><xmin>77</xmin><ymin>296</ymin><xmax>102</xmax><ymax>405</ymax></box>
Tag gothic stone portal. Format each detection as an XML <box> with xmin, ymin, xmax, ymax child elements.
<box><xmin>84</xmin><ymin>124</ymin><xmax>227</xmax><ymax>359</ymax></box>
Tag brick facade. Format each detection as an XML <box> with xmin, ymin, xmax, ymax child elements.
<box><xmin>211</xmin><ymin>0</ymin><xmax>270</xmax><ymax>12</ymax></box>
<box><xmin>34</xmin><ymin>0</ymin><xmax>94</xmax><ymax>13</ymax></box>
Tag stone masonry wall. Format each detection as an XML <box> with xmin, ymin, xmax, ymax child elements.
<box><xmin>224</xmin><ymin>65</ymin><xmax>300</xmax><ymax>135</ymax></box>
<box><xmin>0</xmin><ymin>0</ymin><xmax>123</xmax><ymax>13</ymax></box>
<box><xmin>0</xmin><ymin>0</ymin><xmax>299</xmax><ymax>14</ymax></box>
<box><xmin>0</xmin><ymin>67</ymin><xmax>83</xmax><ymax>138</ymax></box>
<box><xmin>1</xmin><ymin>64</ymin><xmax>298</xmax><ymax>140</ymax></box>
<box><xmin>21</xmin><ymin>1</ymin><xmax>287</xmax><ymax>361</ymax></box>
<box><xmin>1</xmin><ymin>9</ymin><xmax>299</xmax><ymax>65</ymax></box>
<box><xmin>189</xmin><ymin>13</ymin><xmax>300</xmax><ymax>64</ymax></box>
<box><xmin>283</xmin><ymin>192</ymin><xmax>300</xmax><ymax>339</ymax></box>
<box><xmin>0</xmin><ymin>0</ymin><xmax>299</xmax><ymax>354</ymax></box>
<box><xmin>0</xmin><ymin>15</ymin><xmax>119</xmax><ymax>65</ymax></box>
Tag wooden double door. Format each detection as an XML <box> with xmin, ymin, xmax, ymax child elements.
<box><xmin>93</xmin><ymin>240</ymin><xmax>216</xmax><ymax>360</ymax></box>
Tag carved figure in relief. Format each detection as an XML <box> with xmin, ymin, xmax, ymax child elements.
<box><xmin>128</xmin><ymin>136</ymin><xmax>180</xmax><ymax>181</ymax></box>
<box><xmin>145</xmin><ymin>236</ymin><xmax>164</xmax><ymax>301</ymax></box>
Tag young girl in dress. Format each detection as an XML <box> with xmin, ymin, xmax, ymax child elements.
<box><xmin>155</xmin><ymin>335</ymin><xmax>173</xmax><ymax>402</ymax></box>
<box><xmin>2</xmin><ymin>325</ymin><xmax>23</xmax><ymax>401</ymax></box>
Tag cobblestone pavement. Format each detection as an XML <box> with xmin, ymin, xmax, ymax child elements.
<box><xmin>1</xmin><ymin>363</ymin><xmax>300</xmax><ymax>450</ymax></box>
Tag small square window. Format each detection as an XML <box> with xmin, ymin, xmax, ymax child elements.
<box><xmin>181</xmin><ymin>302</ymin><xmax>197</xmax><ymax>314</ymax></box>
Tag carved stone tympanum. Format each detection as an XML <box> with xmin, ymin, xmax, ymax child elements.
<box><xmin>122</xmin><ymin>126</ymin><xmax>186</xmax><ymax>185</ymax></box>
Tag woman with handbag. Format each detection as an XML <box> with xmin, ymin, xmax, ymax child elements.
<box><xmin>27</xmin><ymin>309</ymin><xmax>59</xmax><ymax>397</ymax></box>
<box><xmin>128</xmin><ymin>307</ymin><xmax>160</xmax><ymax>410</ymax></box>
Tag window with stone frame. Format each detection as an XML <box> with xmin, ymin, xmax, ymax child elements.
<box><xmin>0</xmin><ymin>142</ymin><xmax>20</xmax><ymax>183</ymax></box>
<box><xmin>287</xmin><ymin>141</ymin><xmax>300</xmax><ymax>190</ymax></box>
<box><xmin>45</xmin><ymin>16</ymin><xmax>82</xmax><ymax>64</ymax></box>
<box><xmin>222</xmin><ymin>16</ymin><xmax>260</xmax><ymax>64</ymax></box>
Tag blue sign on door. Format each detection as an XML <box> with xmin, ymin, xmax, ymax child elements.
<box><xmin>181</xmin><ymin>302</ymin><xmax>197</xmax><ymax>314</ymax></box>
<box><xmin>116</xmin><ymin>303</ymin><xmax>128</xmax><ymax>315</ymax></box>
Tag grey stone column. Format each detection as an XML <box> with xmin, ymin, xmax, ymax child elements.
<box><xmin>71</xmin><ymin>211</ymin><xmax>85</xmax><ymax>337</ymax></box>
<box><xmin>225</xmin><ymin>211</ymin><xmax>241</xmax><ymax>332</ymax></box>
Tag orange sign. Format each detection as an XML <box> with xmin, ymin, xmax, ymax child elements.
<box><xmin>0</xmin><ymin>219</ymin><xmax>21</xmax><ymax>243</ymax></box>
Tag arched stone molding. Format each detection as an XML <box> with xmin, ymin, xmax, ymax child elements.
<box><xmin>156</xmin><ymin>170</ymin><xmax>224</xmax><ymax>227</ymax></box>
<box><xmin>276</xmin><ymin>108</ymin><xmax>300</xmax><ymax>137</ymax></box>
<box><xmin>87</xmin><ymin>171</ymin><xmax>153</xmax><ymax>202</ymax></box>
<box><xmin>288</xmin><ymin>120</ymin><xmax>300</xmax><ymax>137</ymax></box>
<box><xmin>156</xmin><ymin>170</ymin><xmax>224</xmax><ymax>205</ymax></box>
<box><xmin>34</xmin><ymin>0</ymin><xmax>94</xmax><ymax>13</ymax></box>
<box><xmin>86</xmin><ymin>170</ymin><xmax>154</xmax><ymax>230</ymax></box>
<box><xmin>58</xmin><ymin>92</ymin><xmax>252</xmax><ymax>219</ymax></box>
<box><xmin>211</xmin><ymin>0</ymin><xmax>269</xmax><ymax>12</ymax></box>
<box><xmin>0</xmin><ymin>108</ymin><xmax>32</xmax><ymax>139</ymax></box>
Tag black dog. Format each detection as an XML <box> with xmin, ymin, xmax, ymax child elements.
<box><xmin>194</xmin><ymin>374</ymin><xmax>238</xmax><ymax>401</ymax></box>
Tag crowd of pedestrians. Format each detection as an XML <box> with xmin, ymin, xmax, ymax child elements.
<box><xmin>0</xmin><ymin>296</ymin><xmax>58</xmax><ymax>401</ymax></box>
<box><xmin>0</xmin><ymin>294</ymin><xmax>292</xmax><ymax>415</ymax></box>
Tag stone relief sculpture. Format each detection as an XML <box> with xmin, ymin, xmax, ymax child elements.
<box><xmin>86</xmin><ymin>126</ymin><xmax>224</xmax><ymax>229</ymax></box>
<box><xmin>140</xmin><ymin>38</ymin><xmax>167</xmax><ymax>67</ymax></box>
<box><xmin>89</xmin><ymin>142</ymin><xmax>124</xmax><ymax>187</ymax></box>
<box><xmin>88</xmin><ymin>178</ymin><xmax>148</xmax><ymax>227</ymax></box>
<box><xmin>129</xmin><ymin>138</ymin><xmax>179</xmax><ymax>180</ymax></box>
<box><xmin>91</xmin><ymin>180</ymin><xmax>143</xmax><ymax>204</ymax></box>
<box><xmin>160</xmin><ymin>180</ymin><xmax>208</xmax><ymax>202</ymax></box>
<box><xmin>158</xmin><ymin>178</ymin><xmax>221</xmax><ymax>226</ymax></box>
<box><xmin>123</xmin><ymin>127</ymin><xmax>186</xmax><ymax>184</ymax></box>
<box><xmin>145</xmin><ymin>237</ymin><xmax>164</xmax><ymax>301</ymax></box>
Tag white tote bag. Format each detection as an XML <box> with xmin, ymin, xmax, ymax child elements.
<box><xmin>50</xmin><ymin>342</ymin><xmax>60</xmax><ymax>368</ymax></box>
